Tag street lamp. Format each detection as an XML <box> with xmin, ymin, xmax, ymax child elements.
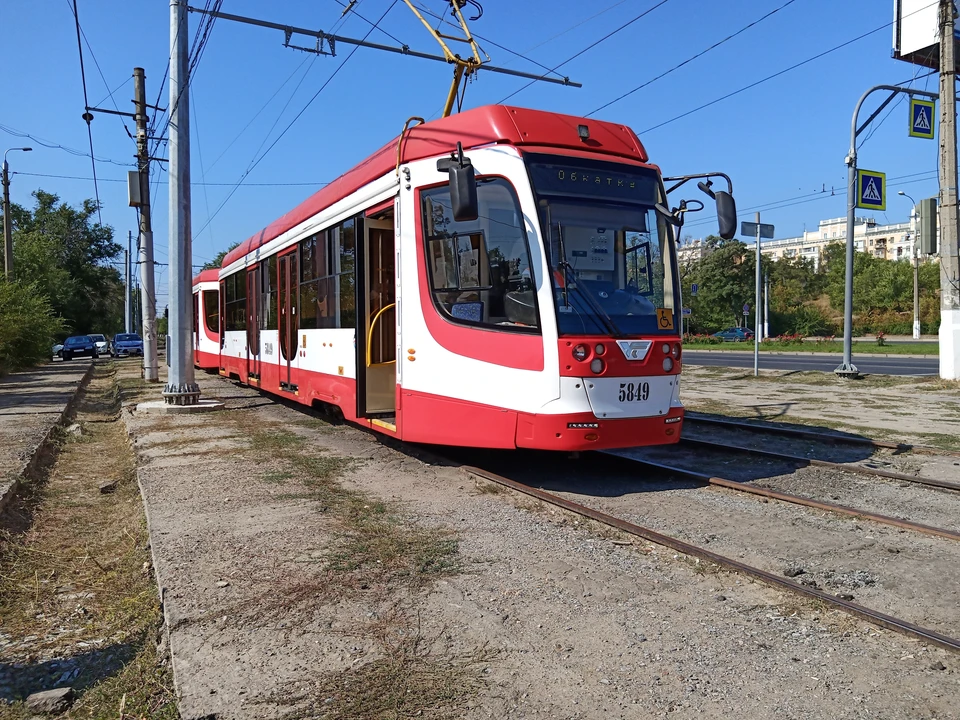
<box><xmin>3</xmin><ymin>146</ymin><xmax>33</xmax><ymax>281</ymax></box>
<box><xmin>897</xmin><ymin>190</ymin><xmax>921</xmax><ymax>340</ymax></box>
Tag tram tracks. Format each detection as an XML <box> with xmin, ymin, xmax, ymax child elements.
<box><xmin>685</xmin><ymin>411</ymin><xmax>960</xmax><ymax>460</ymax></box>
<box><xmin>678</xmin><ymin>435</ymin><xmax>960</xmax><ymax>493</ymax></box>
<box><xmin>611</xmin><ymin>452</ymin><xmax>960</xmax><ymax>542</ymax></box>
<box><xmin>454</xmin><ymin>455</ymin><xmax>960</xmax><ymax>655</ymax></box>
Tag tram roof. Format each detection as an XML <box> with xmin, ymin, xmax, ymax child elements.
<box><xmin>192</xmin><ymin>268</ymin><xmax>220</xmax><ymax>286</ymax></box>
<box><xmin>221</xmin><ymin>104</ymin><xmax>650</xmax><ymax>270</ymax></box>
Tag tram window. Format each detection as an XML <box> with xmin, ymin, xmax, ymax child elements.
<box><xmin>339</xmin><ymin>220</ymin><xmax>356</xmax><ymax>328</ymax></box>
<box><xmin>223</xmin><ymin>272</ymin><xmax>246</xmax><ymax>332</ymax></box>
<box><xmin>421</xmin><ymin>179</ymin><xmax>539</xmax><ymax>331</ymax></box>
<box><xmin>299</xmin><ymin>220</ymin><xmax>357</xmax><ymax>330</ymax></box>
<box><xmin>203</xmin><ymin>289</ymin><xmax>219</xmax><ymax>333</ymax></box>
<box><xmin>261</xmin><ymin>255</ymin><xmax>278</xmax><ymax>330</ymax></box>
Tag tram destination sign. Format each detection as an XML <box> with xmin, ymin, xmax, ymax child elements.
<box><xmin>526</xmin><ymin>153</ymin><xmax>658</xmax><ymax>205</ymax></box>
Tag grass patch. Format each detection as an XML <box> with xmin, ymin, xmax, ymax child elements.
<box><xmin>684</xmin><ymin>340</ymin><xmax>938</xmax><ymax>355</ymax></box>
<box><xmin>0</xmin><ymin>364</ymin><xmax>175</xmax><ymax>717</ymax></box>
<box><xmin>265</xmin><ymin>614</ymin><xmax>493</xmax><ymax>720</ymax></box>
<box><xmin>218</xmin><ymin>414</ymin><xmax>460</xmax><ymax>610</ymax></box>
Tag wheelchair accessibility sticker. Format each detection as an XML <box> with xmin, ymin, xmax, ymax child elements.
<box><xmin>657</xmin><ymin>308</ymin><xmax>674</xmax><ymax>330</ymax></box>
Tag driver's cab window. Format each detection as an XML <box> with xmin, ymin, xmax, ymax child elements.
<box><xmin>546</xmin><ymin>205</ymin><xmax>672</xmax><ymax>312</ymax></box>
<box><xmin>421</xmin><ymin>178</ymin><xmax>540</xmax><ymax>331</ymax></box>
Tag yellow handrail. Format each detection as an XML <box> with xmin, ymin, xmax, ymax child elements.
<box><xmin>366</xmin><ymin>303</ymin><xmax>396</xmax><ymax>367</ymax></box>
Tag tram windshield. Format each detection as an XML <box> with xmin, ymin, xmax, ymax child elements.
<box><xmin>527</xmin><ymin>154</ymin><xmax>679</xmax><ymax>337</ymax></box>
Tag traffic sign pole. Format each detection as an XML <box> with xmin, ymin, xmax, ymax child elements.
<box><xmin>754</xmin><ymin>213</ymin><xmax>761</xmax><ymax>377</ymax></box>
<box><xmin>836</xmin><ymin>84</ymin><xmax>938</xmax><ymax>379</ymax></box>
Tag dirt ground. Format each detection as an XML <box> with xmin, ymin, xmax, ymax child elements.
<box><xmin>678</xmin><ymin>365</ymin><xmax>960</xmax><ymax>449</ymax></box>
<box><xmin>120</xmin><ymin>362</ymin><xmax>958</xmax><ymax>720</ymax></box>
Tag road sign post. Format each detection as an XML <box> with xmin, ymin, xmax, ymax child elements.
<box><xmin>837</xmin><ymin>84</ymin><xmax>938</xmax><ymax>379</ymax></box>
<box><xmin>741</xmin><ymin>216</ymin><xmax>774</xmax><ymax>377</ymax></box>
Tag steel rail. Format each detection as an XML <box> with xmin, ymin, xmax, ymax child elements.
<box><xmin>458</xmin><ymin>460</ymin><xmax>960</xmax><ymax>654</ymax></box>
<box><xmin>684</xmin><ymin>412</ymin><xmax>960</xmax><ymax>459</ymax></box>
<box><xmin>679</xmin><ymin>436</ymin><xmax>960</xmax><ymax>493</ymax></box>
<box><xmin>615</xmin><ymin>454</ymin><xmax>960</xmax><ymax>542</ymax></box>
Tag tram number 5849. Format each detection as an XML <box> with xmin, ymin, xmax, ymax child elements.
<box><xmin>618</xmin><ymin>381</ymin><xmax>650</xmax><ymax>403</ymax></box>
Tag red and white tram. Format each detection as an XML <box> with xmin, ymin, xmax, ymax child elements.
<box><xmin>192</xmin><ymin>269</ymin><xmax>220</xmax><ymax>371</ymax></box>
<box><xmin>215</xmin><ymin>105</ymin><xmax>735</xmax><ymax>450</ymax></box>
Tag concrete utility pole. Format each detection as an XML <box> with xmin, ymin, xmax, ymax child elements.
<box><xmin>939</xmin><ymin>0</ymin><xmax>960</xmax><ymax>379</ymax></box>
<box><xmin>164</xmin><ymin>0</ymin><xmax>200</xmax><ymax>405</ymax></box>
<box><xmin>134</xmin><ymin>67</ymin><xmax>159</xmax><ymax>382</ymax></box>
<box><xmin>2</xmin><ymin>147</ymin><xmax>32</xmax><ymax>281</ymax></box>
<box><xmin>124</xmin><ymin>232</ymin><xmax>131</xmax><ymax>335</ymax></box>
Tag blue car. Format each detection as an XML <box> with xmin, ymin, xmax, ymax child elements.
<box><xmin>112</xmin><ymin>333</ymin><xmax>144</xmax><ymax>357</ymax></box>
<box><xmin>713</xmin><ymin>327</ymin><xmax>755</xmax><ymax>342</ymax></box>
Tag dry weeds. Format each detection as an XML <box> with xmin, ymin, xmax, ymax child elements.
<box><xmin>0</xmin><ymin>362</ymin><xmax>176</xmax><ymax>718</ymax></box>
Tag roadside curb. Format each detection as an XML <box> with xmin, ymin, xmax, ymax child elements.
<box><xmin>119</xmin><ymin>397</ymin><xmax>183</xmax><ymax>714</ymax></box>
<box><xmin>0</xmin><ymin>360</ymin><xmax>96</xmax><ymax>514</ymax></box>
<box><xmin>685</xmin><ymin>349</ymin><xmax>933</xmax><ymax>360</ymax></box>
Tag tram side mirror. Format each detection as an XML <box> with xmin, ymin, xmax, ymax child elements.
<box><xmin>449</xmin><ymin>163</ymin><xmax>478</xmax><ymax>222</ymax></box>
<box><xmin>715</xmin><ymin>191</ymin><xmax>737</xmax><ymax>240</ymax></box>
<box><xmin>437</xmin><ymin>142</ymin><xmax>478</xmax><ymax>222</ymax></box>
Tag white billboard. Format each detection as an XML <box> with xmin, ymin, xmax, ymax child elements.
<box><xmin>893</xmin><ymin>0</ymin><xmax>960</xmax><ymax>69</ymax></box>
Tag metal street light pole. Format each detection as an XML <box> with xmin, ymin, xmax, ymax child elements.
<box><xmin>898</xmin><ymin>190</ymin><xmax>921</xmax><ymax>340</ymax></box>
<box><xmin>2</xmin><ymin>147</ymin><xmax>32</xmax><ymax>281</ymax></box>
<box><xmin>836</xmin><ymin>84</ymin><xmax>938</xmax><ymax>378</ymax></box>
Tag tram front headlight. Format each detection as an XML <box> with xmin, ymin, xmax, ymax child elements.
<box><xmin>671</xmin><ymin>343</ymin><xmax>681</xmax><ymax>359</ymax></box>
<box><xmin>662</xmin><ymin>343</ymin><xmax>670</xmax><ymax>354</ymax></box>
<box><xmin>590</xmin><ymin>358</ymin><xmax>605</xmax><ymax>374</ymax></box>
<box><xmin>573</xmin><ymin>344</ymin><xmax>589</xmax><ymax>361</ymax></box>
<box><xmin>595</xmin><ymin>343</ymin><xmax>606</xmax><ymax>356</ymax></box>
<box><xmin>663</xmin><ymin>357</ymin><xmax>674</xmax><ymax>372</ymax></box>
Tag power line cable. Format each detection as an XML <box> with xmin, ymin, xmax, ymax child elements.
<box><xmin>194</xmin><ymin>0</ymin><xmax>400</xmax><ymax>238</ymax></box>
<box><xmin>69</xmin><ymin>0</ymin><xmax>103</xmax><ymax>225</ymax></box>
<box><xmin>640</xmin><ymin>0</ymin><xmax>939</xmax><ymax>134</ymax></box>
<box><xmin>192</xmin><ymin>86</ymin><xmax>214</xmax><ymax>246</ymax></box>
<box><xmin>65</xmin><ymin>0</ymin><xmax>136</xmax><ymax>145</ymax></box>
<box><xmin>16</xmin><ymin>171</ymin><xmax>330</xmax><ymax>187</ymax></box>
<box><xmin>497</xmin><ymin>0</ymin><xmax>673</xmax><ymax>104</ymax></box>
<box><xmin>332</xmin><ymin>0</ymin><xmax>407</xmax><ymax>45</ymax></box>
<box><xmin>0</xmin><ymin>123</ymin><xmax>132</xmax><ymax>166</ymax></box>
<box><xmin>205</xmin><ymin>53</ymin><xmax>313</xmax><ymax>174</ymax></box>
<box><xmin>586</xmin><ymin>0</ymin><xmax>798</xmax><ymax>117</ymax></box>
<box><xmin>681</xmin><ymin>169</ymin><xmax>939</xmax><ymax>230</ymax></box>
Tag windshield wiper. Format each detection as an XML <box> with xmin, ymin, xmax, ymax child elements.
<box><xmin>555</xmin><ymin>222</ymin><xmax>623</xmax><ymax>337</ymax></box>
<box><xmin>558</xmin><ymin>259</ymin><xmax>624</xmax><ymax>338</ymax></box>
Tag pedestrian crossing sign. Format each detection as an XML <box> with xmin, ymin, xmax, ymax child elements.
<box><xmin>856</xmin><ymin>169</ymin><xmax>885</xmax><ymax>211</ymax></box>
<box><xmin>909</xmin><ymin>98</ymin><xmax>935</xmax><ymax>140</ymax></box>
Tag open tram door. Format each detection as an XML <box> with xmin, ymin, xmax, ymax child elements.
<box><xmin>246</xmin><ymin>266</ymin><xmax>261</xmax><ymax>383</ymax></box>
<box><xmin>356</xmin><ymin>214</ymin><xmax>397</xmax><ymax>424</ymax></box>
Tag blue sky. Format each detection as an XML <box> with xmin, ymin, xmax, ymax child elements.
<box><xmin>3</xmin><ymin>0</ymin><xmax>944</xmax><ymax>309</ymax></box>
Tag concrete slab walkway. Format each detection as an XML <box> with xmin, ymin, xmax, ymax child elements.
<box><xmin>0</xmin><ymin>360</ymin><xmax>93</xmax><ymax>511</ymax></box>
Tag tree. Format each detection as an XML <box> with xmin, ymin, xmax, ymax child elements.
<box><xmin>11</xmin><ymin>190</ymin><xmax>123</xmax><ymax>335</ymax></box>
<box><xmin>0</xmin><ymin>281</ymin><xmax>64</xmax><ymax>374</ymax></box>
<box><xmin>201</xmin><ymin>242</ymin><xmax>240</xmax><ymax>270</ymax></box>
<box><xmin>684</xmin><ymin>236</ymin><xmax>756</xmax><ymax>330</ymax></box>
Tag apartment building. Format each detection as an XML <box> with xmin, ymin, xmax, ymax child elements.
<box><xmin>679</xmin><ymin>214</ymin><xmax>934</xmax><ymax>270</ymax></box>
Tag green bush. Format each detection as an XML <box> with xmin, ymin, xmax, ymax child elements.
<box><xmin>0</xmin><ymin>281</ymin><xmax>64</xmax><ymax>375</ymax></box>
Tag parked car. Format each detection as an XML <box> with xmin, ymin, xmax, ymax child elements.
<box><xmin>713</xmin><ymin>327</ymin><xmax>755</xmax><ymax>342</ymax></box>
<box><xmin>52</xmin><ymin>343</ymin><xmax>64</xmax><ymax>359</ymax></box>
<box><xmin>89</xmin><ymin>333</ymin><xmax>109</xmax><ymax>356</ymax></box>
<box><xmin>62</xmin><ymin>335</ymin><xmax>100</xmax><ymax>361</ymax></box>
<box><xmin>112</xmin><ymin>333</ymin><xmax>144</xmax><ymax>357</ymax></box>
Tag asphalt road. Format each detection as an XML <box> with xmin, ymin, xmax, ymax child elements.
<box><xmin>684</xmin><ymin>350</ymin><xmax>938</xmax><ymax>376</ymax></box>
